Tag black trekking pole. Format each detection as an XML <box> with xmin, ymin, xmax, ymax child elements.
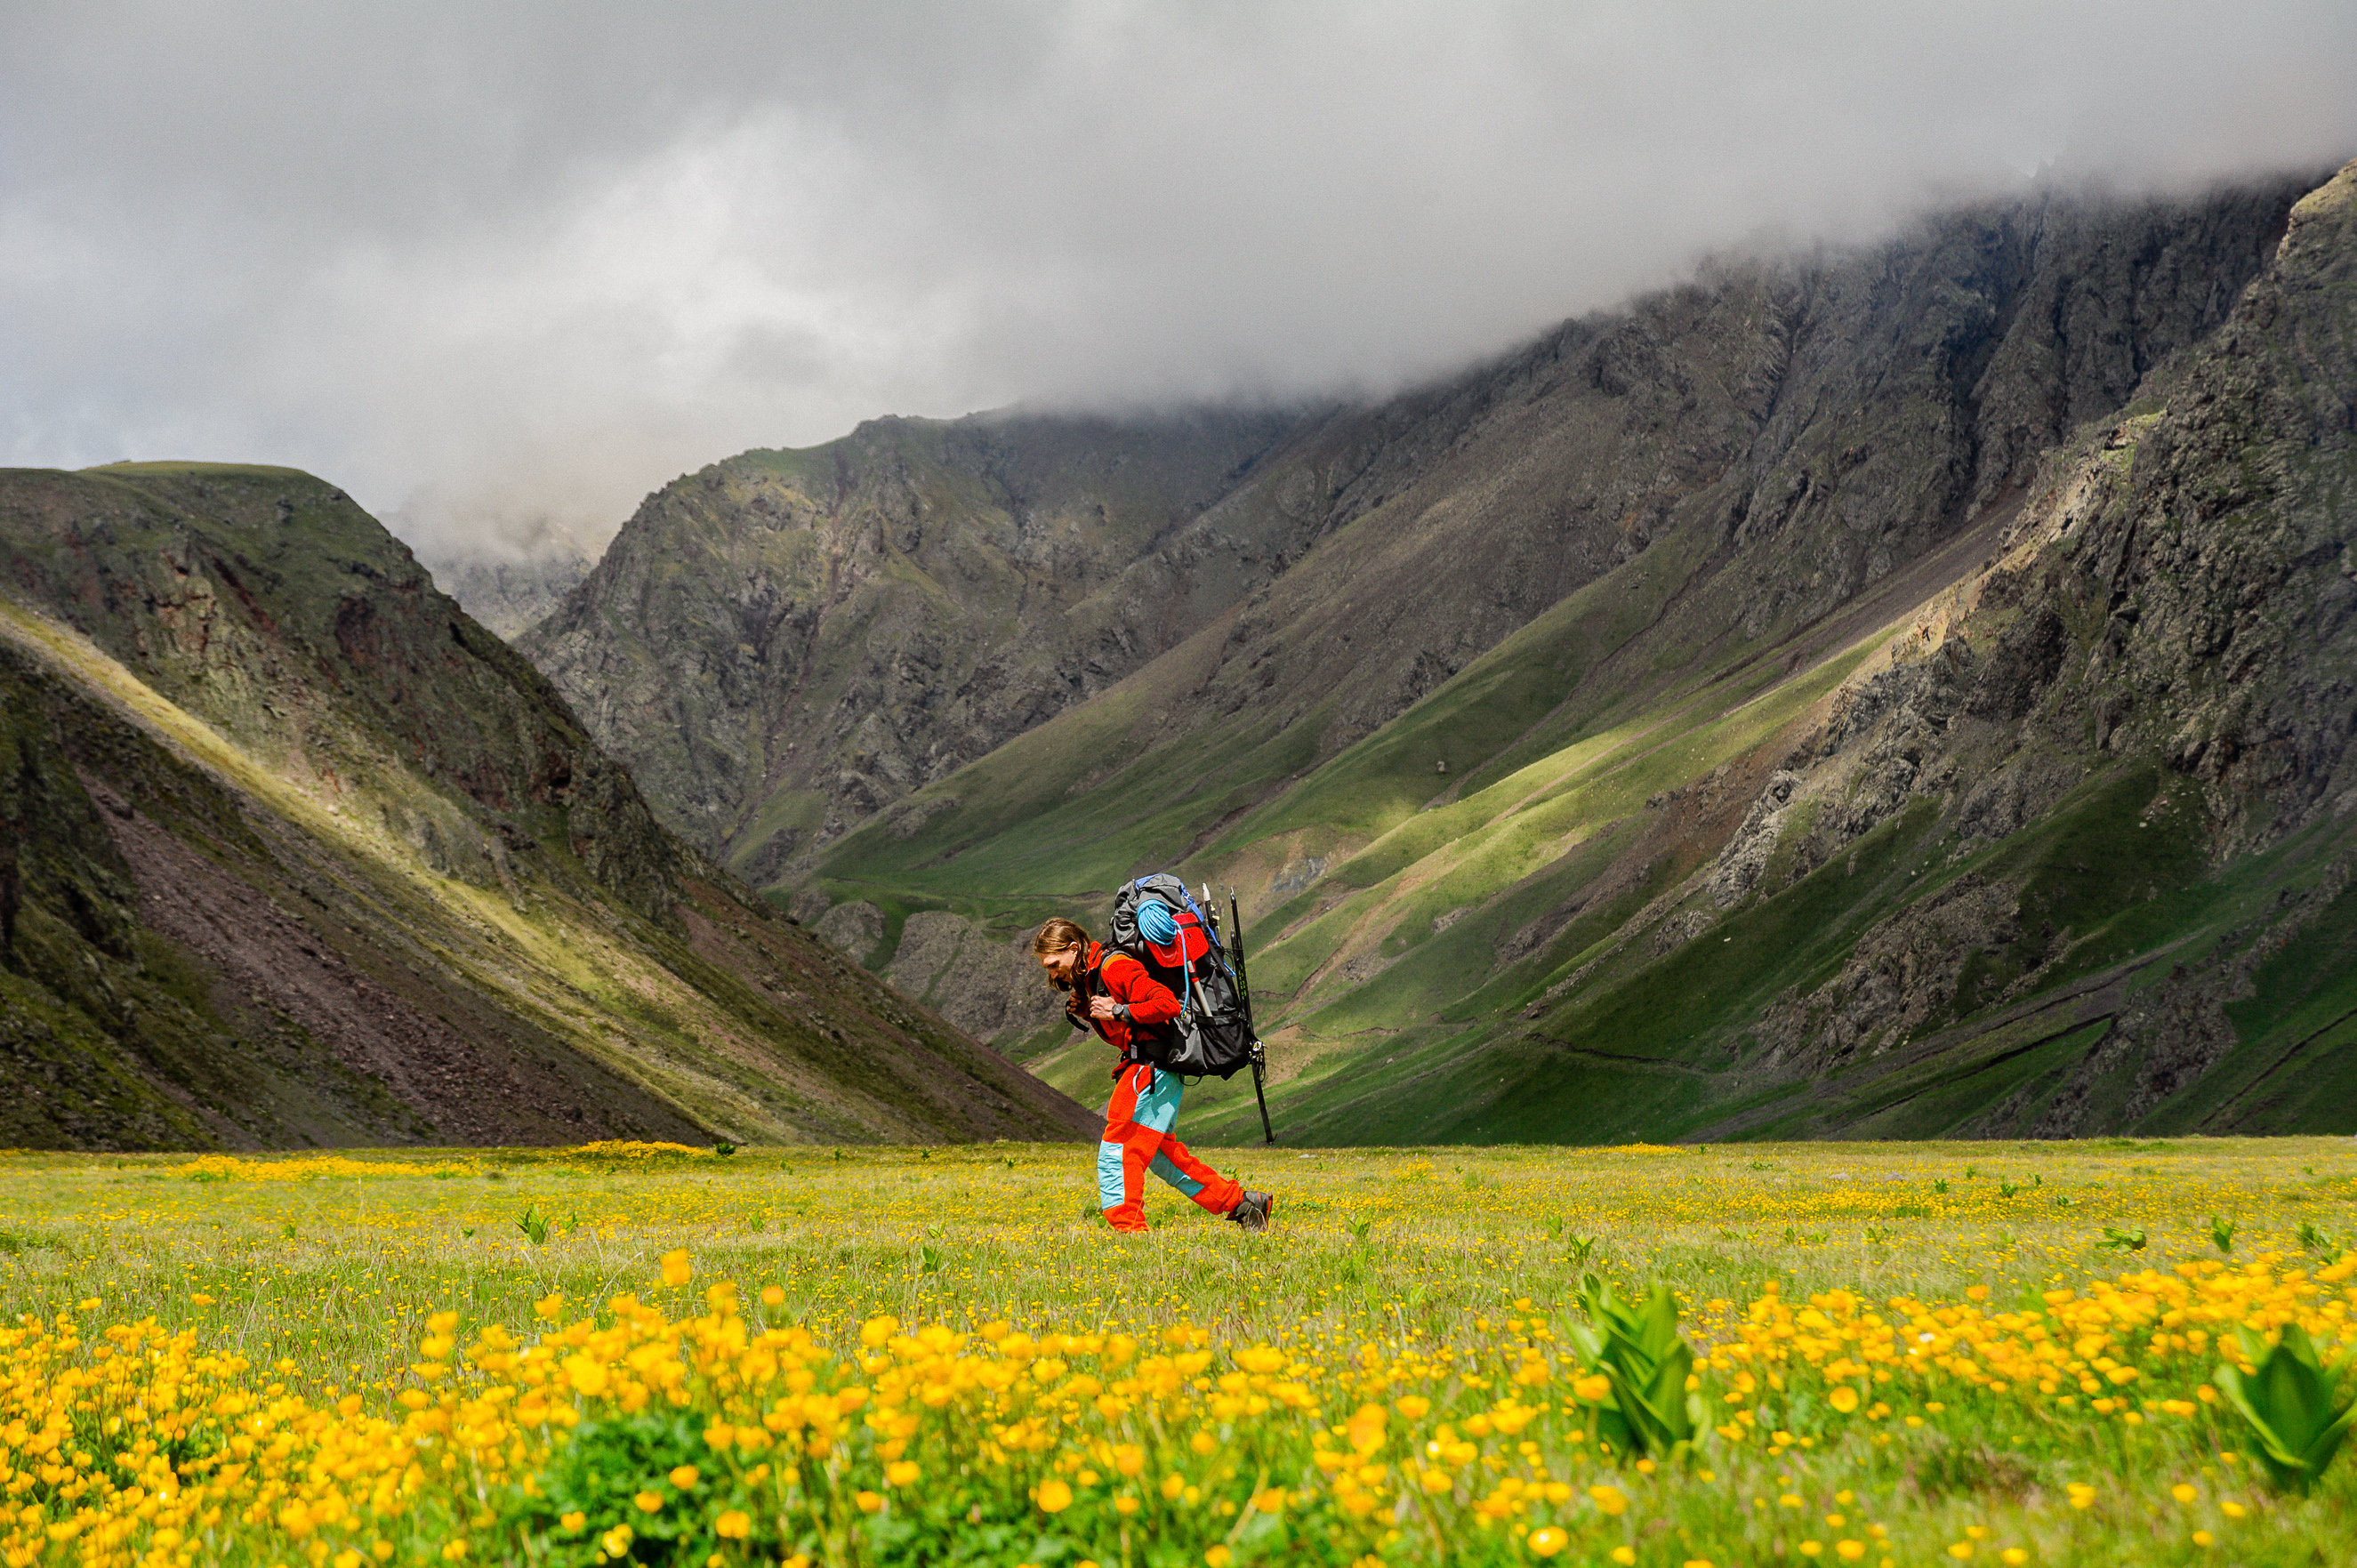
<box><xmin>1228</xmin><ymin>889</ymin><xmax>1276</xmax><ymax>1145</ymax></box>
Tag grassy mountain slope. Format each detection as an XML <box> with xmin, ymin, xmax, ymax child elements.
<box><xmin>0</xmin><ymin>463</ymin><xmax>1090</xmax><ymax>1149</ymax></box>
<box><xmin>802</xmin><ymin>166</ymin><xmax>2355</xmax><ymax>1143</ymax></box>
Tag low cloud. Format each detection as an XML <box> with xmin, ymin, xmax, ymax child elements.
<box><xmin>3</xmin><ymin>1</ymin><xmax>2351</xmax><ymax>560</ymax></box>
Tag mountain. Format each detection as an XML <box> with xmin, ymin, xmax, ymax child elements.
<box><xmin>510</xmin><ymin>165</ymin><xmax>2354</xmax><ymax>1144</ymax></box>
<box><xmin>519</xmin><ymin>408</ymin><xmax>1310</xmax><ymax>884</ymax></box>
<box><xmin>780</xmin><ymin>165</ymin><xmax>2357</xmax><ymax>1145</ymax></box>
<box><xmin>425</xmin><ymin>550</ymin><xmax>593</xmax><ymax>640</ymax></box>
<box><xmin>0</xmin><ymin>462</ymin><xmax>1091</xmax><ymax>1150</ymax></box>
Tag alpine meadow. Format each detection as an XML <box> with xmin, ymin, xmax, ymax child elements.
<box><xmin>4</xmin><ymin>17</ymin><xmax>2357</xmax><ymax>1564</ymax></box>
<box><xmin>0</xmin><ymin>1140</ymin><xmax>2352</xmax><ymax>1566</ymax></box>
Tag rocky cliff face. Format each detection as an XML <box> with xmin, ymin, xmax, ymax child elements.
<box><xmin>1160</xmin><ymin>176</ymin><xmax>2311</xmax><ymax>784</ymax></box>
<box><xmin>1698</xmin><ymin>159</ymin><xmax>2357</xmax><ymax>1138</ymax></box>
<box><xmin>0</xmin><ymin>463</ymin><xmax>1092</xmax><ymax>1149</ymax></box>
<box><xmin>519</xmin><ymin>410</ymin><xmax>1307</xmax><ymax>880</ymax></box>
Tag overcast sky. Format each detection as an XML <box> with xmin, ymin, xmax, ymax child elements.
<box><xmin>3</xmin><ymin>2</ymin><xmax>2351</xmax><ymax>562</ymax></box>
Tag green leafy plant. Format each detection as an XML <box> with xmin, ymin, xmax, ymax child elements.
<box><xmin>1350</xmin><ymin>1218</ymin><xmax>1373</xmax><ymax>1243</ymax></box>
<box><xmin>518</xmin><ymin>1205</ymin><xmax>550</xmax><ymax>1246</ymax></box>
<box><xmin>503</xmin><ymin>1408</ymin><xmax>770</xmax><ymax>1565</ymax></box>
<box><xmin>1863</xmin><ymin>1226</ymin><xmax>1891</xmax><ymax>1246</ymax></box>
<box><xmin>919</xmin><ymin>1245</ymin><xmax>944</xmax><ymax>1275</ymax></box>
<box><xmin>1567</xmin><ymin>1234</ymin><xmax>1597</xmax><ymax>1268</ymax></box>
<box><xmin>1932</xmin><ymin>1178</ymin><xmax>1950</xmax><ymax>1194</ymax></box>
<box><xmin>2213</xmin><ymin>1323</ymin><xmax>2354</xmax><ymax>1494</ymax></box>
<box><xmin>2211</xmin><ymin>1215</ymin><xmax>2238</xmax><ymax>1254</ymax></box>
<box><xmin>1563</xmin><ymin>1274</ymin><xmax>1700</xmax><ymax>1462</ymax></box>
<box><xmin>2297</xmin><ymin>1221</ymin><xmax>2336</xmax><ymax>1253</ymax></box>
<box><xmin>2097</xmin><ymin>1226</ymin><xmax>2147</xmax><ymax>1252</ymax></box>
<box><xmin>1999</xmin><ymin>1179</ymin><xmax>2021</xmax><ymax>1198</ymax></box>
<box><xmin>0</xmin><ymin>1228</ymin><xmax>68</xmax><ymax>1257</ymax></box>
<box><xmin>713</xmin><ymin>1142</ymin><xmax>738</xmax><ymax>1159</ymax></box>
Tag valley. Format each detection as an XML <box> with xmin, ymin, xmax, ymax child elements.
<box><xmin>511</xmin><ymin>164</ymin><xmax>2357</xmax><ymax>1146</ymax></box>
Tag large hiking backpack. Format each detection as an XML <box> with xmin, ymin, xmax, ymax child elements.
<box><xmin>1110</xmin><ymin>874</ymin><xmax>1259</xmax><ymax>1079</ymax></box>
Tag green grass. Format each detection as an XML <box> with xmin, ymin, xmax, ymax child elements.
<box><xmin>3</xmin><ymin>1140</ymin><xmax>2352</xmax><ymax>1565</ymax></box>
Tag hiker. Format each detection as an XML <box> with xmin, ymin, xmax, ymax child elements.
<box><xmin>1033</xmin><ymin>915</ymin><xmax>1275</xmax><ymax>1234</ymax></box>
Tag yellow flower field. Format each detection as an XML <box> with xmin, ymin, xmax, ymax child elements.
<box><xmin>1</xmin><ymin>1138</ymin><xmax>2352</xmax><ymax>1566</ymax></box>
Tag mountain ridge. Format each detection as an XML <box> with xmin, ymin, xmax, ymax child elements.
<box><xmin>0</xmin><ymin>462</ymin><xmax>1092</xmax><ymax>1149</ymax></box>
<box><xmin>771</xmin><ymin>165</ymin><xmax>2356</xmax><ymax>1143</ymax></box>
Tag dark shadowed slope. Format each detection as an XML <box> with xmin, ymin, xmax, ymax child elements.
<box><xmin>0</xmin><ymin>463</ymin><xmax>1091</xmax><ymax>1149</ymax></box>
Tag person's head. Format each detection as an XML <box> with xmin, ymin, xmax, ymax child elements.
<box><xmin>1032</xmin><ymin>917</ymin><xmax>1090</xmax><ymax>989</ymax></box>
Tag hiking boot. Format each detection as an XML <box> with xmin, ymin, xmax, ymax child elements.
<box><xmin>1228</xmin><ymin>1191</ymin><xmax>1275</xmax><ymax>1232</ymax></box>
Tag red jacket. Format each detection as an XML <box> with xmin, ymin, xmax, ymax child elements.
<box><xmin>1070</xmin><ymin>940</ymin><xmax>1181</xmax><ymax>1059</ymax></box>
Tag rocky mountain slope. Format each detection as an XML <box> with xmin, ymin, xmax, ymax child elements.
<box><xmin>425</xmin><ymin>549</ymin><xmax>591</xmax><ymax>640</ymax></box>
<box><xmin>519</xmin><ymin>409</ymin><xmax>1308</xmax><ymax>882</ymax></box>
<box><xmin>0</xmin><ymin>462</ymin><xmax>1090</xmax><ymax>1149</ymax></box>
<box><xmin>780</xmin><ymin>165</ymin><xmax>2355</xmax><ymax>1142</ymax></box>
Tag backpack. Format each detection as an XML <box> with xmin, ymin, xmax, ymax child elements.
<box><xmin>1109</xmin><ymin>874</ymin><xmax>1259</xmax><ymax>1080</ymax></box>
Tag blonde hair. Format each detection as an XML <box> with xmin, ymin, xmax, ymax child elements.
<box><xmin>1032</xmin><ymin>916</ymin><xmax>1089</xmax><ymax>955</ymax></box>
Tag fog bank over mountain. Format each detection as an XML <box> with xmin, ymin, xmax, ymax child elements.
<box><xmin>3</xmin><ymin>1</ymin><xmax>2351</xmax><ymax>560</ymax></box>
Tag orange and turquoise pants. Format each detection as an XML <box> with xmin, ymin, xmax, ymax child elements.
<box><xmin>1099</xmin><ymin>1061</ymin><xmax>1243</xmax><ymax>1233</ymax></box>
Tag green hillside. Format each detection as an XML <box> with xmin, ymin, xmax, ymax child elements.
<box><xmin>0</xmin><ymin>463</ymin><xmax>1091</xmax><ymax>1149</ymax></box>
<box><xmin>802</xmin><ymin>163</ymin><xmax>2357</xmax><ymax>1145</ymax></box>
